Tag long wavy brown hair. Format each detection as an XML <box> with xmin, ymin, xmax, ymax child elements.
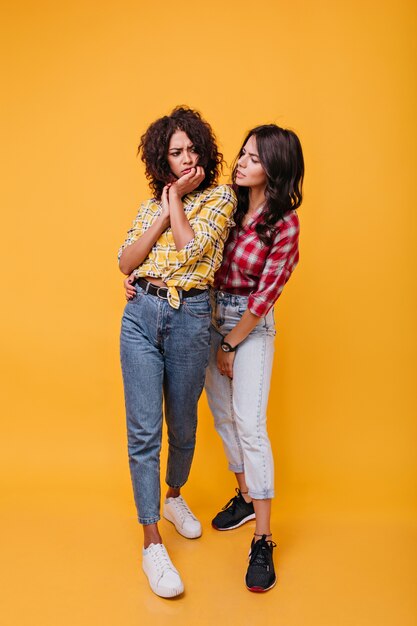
<box><xmin>232</xmin><ymin>125</ymin><xmax>304</xmax><ymax>244</ymax></box>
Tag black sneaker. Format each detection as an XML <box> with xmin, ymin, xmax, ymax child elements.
<box><xmin>245</xmin><ymin>534</ymin><xmax>277</xmax><ymax>592</ymax></box>
<box><xmin>212</xmin><ymin>488</ymin><xmax>255</xmax><ymax>530</ymax></box>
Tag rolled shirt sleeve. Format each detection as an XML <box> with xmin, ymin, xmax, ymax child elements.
<box><xmin>248</xmin><ymin>215</ymin><xmax>300</xmax><ymax>317</ymax></box>
<box><xmin>117</xmin><ymin>203</ymin><xmax>145</xmax><ymax>261</ymax></box>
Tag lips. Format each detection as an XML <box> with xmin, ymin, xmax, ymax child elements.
<box><xmin>236</xmin><ymin>169</ymin><xmax>245</xmax><ymax>178</ymax></box>
<box><xmin>182</xmin><ymin>168</ymin><xmax>193</xmax><ymax>174</ymax></box>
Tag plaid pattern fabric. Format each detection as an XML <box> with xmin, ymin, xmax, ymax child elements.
<box><xmin>214</xmin><ymin>209</ymin><xmax>300</xmax><ymax>317</ymax></box>
<box><xmin>118</xmin><ymin>185</ymin><xmax>236</xmax><ymax>309</ymax></box>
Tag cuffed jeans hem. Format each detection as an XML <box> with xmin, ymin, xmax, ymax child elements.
<box><xmin>249</xmin><ymin>490</ymin><xmax>275</xmax><ymax>500</ymax></box>
<box><xmin>165</xmin><ymin>481</ymin><xmax>187</xmax><ymax>490</ymax></box>
<box><xmin>139</xmin><ymin>516</ymin><xmax>160</xmax><ymax>525</ymax></box>
<box><xmin>228</xmin><ymin>463</ymin><xmax>244</xmax><ymax>473</ymax></box>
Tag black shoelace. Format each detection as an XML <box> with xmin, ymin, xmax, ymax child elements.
<box><xmin>249</xmin><ymin>536</ymin><xmax>277</xmax><ymax>570</ymax></box>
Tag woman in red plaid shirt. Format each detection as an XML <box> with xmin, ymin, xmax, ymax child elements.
<box><xmin>206</xmin><ymin>124</ymin><xmax>304</xmax><ymax>592</ymax></box>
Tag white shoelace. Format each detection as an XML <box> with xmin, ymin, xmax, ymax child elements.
<box><xmin>170</xmin><ymin>496</ymin><xmax>197</xmax><ymax>522</ymax></box>
<box><xmin>149</xmin><ymin>545</ymin><xmax>176</xmax><ymax>579</ymax></box>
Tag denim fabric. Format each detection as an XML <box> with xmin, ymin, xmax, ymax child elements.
<box><xmin>205</xmin><ymin>290</ymin><xmax>276</xmax><ymax>500</ymax></box>
<box><xmin>120</xmin><ymin>284</ymin><xmax>211</xmax><ymax>524</ymax></box>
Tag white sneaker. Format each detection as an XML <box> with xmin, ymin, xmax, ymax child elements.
<box><xmin>142</xmin><ymin>543</ymin><xmax>184</xmax><ymax>598</ymax></box>
<box><xmin>163</xmin><ymin>495</ymin><xmax>202</xmax><ymax>539</ymax></box>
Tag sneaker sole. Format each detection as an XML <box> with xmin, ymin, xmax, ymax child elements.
<box><xmin>211</xmin><ymin>512</ymin><xmax>256</xmax><ymax>531</ymax></box>
<box><xmin>246</xmin><ymin>577</ymin><xmax>277</xmax><ymax>593</ymax></box>
<box><xmin>148</xmin><ymin>580</ymin><xmax>185</xmax><ymax>598</ymax></box>
<box><xmin>163</xmin><ymin>509</ymin><xmax>202</xmax><ymax>539</ymax></box>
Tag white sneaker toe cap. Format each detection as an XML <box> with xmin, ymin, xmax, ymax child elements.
<box><xmin>181</xmin><ymin>519</ymin><xmax>202</xmax><ymax>539</ymax></box>
<box><xmin>155</xmin><ymin>571</ymin><xmax>184</xmax><ymax>597</ymax></box>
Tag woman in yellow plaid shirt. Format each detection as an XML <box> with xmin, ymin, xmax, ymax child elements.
<box><xmin>118</xmin><ymin>107</ymin><xmax>236</xmax><ymax>598</ymax></box>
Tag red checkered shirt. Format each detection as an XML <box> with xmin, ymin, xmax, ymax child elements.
<box><xmin>214</xmin><ymin>208</ymin><xmax>300</xmax><ymax>317</ymax></box>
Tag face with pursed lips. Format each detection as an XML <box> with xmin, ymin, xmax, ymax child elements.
<box><xmin>167</xmin><ymin>130</ymin><xmax>199</xmax><ymax>179</ymax></box>
<box><xmin>235</xmin><ymin>134</ymin><xmax>267</xmax><ymax>190</ymax></box>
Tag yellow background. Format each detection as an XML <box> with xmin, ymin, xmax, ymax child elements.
<box><xmin>1</xmin><ymin>0</ymin><xmax>416</xmax><ymax>624</ymax></box>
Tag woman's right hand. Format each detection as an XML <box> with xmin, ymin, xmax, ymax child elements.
<box><xmin>124</xmin><ymin>273</ymin><xmax>136</xmax><ymax>300</ymax></box>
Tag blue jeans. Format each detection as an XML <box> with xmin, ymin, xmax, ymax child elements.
<box><xmin>120</xmin><ymin>283</ymin><xmax>211</xmax><ymax>525</ymax></box>
<box><xmin>205</xmin><ymin>290</ymin><xmax>276</xmax><ymax>499</ymax></box>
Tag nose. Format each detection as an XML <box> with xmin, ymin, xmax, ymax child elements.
<box><xmin>183</xmin><ymin>150</ymin><xmax>193</xmax><ymax>164</ymax></box>
<box><xmin>238</xmin><ymin>154</ymin><xmax>247</xmax><ymax>168</ymax></box>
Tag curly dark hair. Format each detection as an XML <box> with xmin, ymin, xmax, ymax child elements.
<box><xmin>232</xmin><ymin>125</ymin><xmax>304</xmax><ymax>245</ymax></box>
<box><xmin>138</xmin><ymin>106</ymin><xmax>223</xmax><ymax>200</ymax></box>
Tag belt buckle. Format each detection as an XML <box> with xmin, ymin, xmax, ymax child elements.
<box><xmin>156</xmin><ymin>286</ymin><xmax>168</xmax><ymax>300</ymax></box>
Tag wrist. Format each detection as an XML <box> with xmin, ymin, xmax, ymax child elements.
<box><xmin>169</xmin><ymin>186</ymin><xmax>182</xmax><ymax>200</ymax></box>
<box><xmin>158</xmin><ymin>218</ymin><xmax>169</xmax><ymax>232</ymax></box>
<box><xmin>221</xmin><ymin>336</ymin><xmax>238</xmax><ymax>353</ymax></box>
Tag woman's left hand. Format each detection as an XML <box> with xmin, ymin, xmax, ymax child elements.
<box><xmin>217</xmin><ymin>346</ymin><xmax>235</xmax><ymax>379</ymax></box>
<box><xmin>170</xmin><ymin>166</ymin><xmax>205</xmax><ymax>198</ymax></box>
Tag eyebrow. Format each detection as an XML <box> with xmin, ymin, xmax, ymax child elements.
<box><xmin>242</xmin><ymin>148</ymin><xmax>259</xmax><ymax>158</ymax></box>
<box><xmin>169</xmin><ymin>144</ymin><xmax>194</xmax><ymax>151</ymax></box>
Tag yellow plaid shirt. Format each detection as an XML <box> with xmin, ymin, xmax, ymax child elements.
<box><xmin>118</xmin><ymin>184</ymin><xmax>237</xmax><ymax>308</ymax></box>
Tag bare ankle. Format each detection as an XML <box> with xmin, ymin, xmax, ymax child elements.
<box><xmin>240</xmin><ymin>490</ymin><xmax>252</xmax><ymax>504</ymax></box>
<box><xmin>143</xmin><ymin>523</ymin><xmax>162</xmax><ymax>549</ymax></box>
<box><xmin>254</xmin><ymin>532</ymin><xmax>272</xmax><ymax>542</ymax></box>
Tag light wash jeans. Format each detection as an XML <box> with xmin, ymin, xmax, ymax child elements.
<box><xmin>205</xmin><ymin>290</ymin><xmax>276</xmax><ymax>500</ymax></box>
<box><xmin>120</xmin><ymin>283</ymin><xmax>211</xmax><ymax>524</ymax></box>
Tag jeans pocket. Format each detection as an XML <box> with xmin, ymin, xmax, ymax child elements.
<box><xmin>263</xmin><ymin>309</ymin><xmax>276</xmax><ymax>335</ymax></box>
<box><xmin>128</xmin><ymin>284</ymin><xmax>145</xmax><ymax>303</ymax></box>
<box><xmin>182</xmin><ymin>294</ymin><xmax>211</xmax><ymax>319</ymax></box>
<box><xmin>237</xmin><ymin>296</ymin><xmax>249</xmax><ymax>316</ymax></box>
